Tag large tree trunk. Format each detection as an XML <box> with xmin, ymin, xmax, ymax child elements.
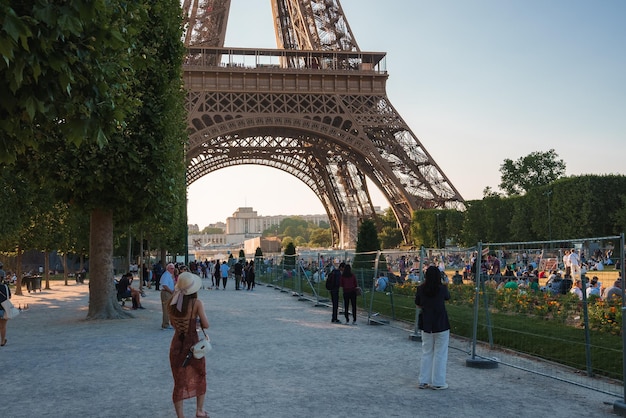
<box><xmin>44</xmin><ymin>251</ymin><xmax>50</xmax><ymax>290</ymax></box>
<box><xmin>63</xmin><ymin>253</ymin><xmax>68</xmax><ymax>286</ymax></box>
<box><xmin>87</xmin><ymin>208</ymin><xmax>131</xmax><ymax>319</ymax></box>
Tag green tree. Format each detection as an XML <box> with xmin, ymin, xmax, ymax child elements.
<box><xmin>379</xmin><ymin>208</ymin><xmax>403</xmax><ymax>248</ymax></box>
<box><xmin>379</xmin><ymin>227</ymin><xmax>403</xmax><ymax>249</ymax></box>
<box><xmin>281</xmin><ymin>236</ymin><xmax>294</xmax><ymax>249</ymax></box>
<box><xmin>11</xmin><ymin>0</ymin><xmax>188</xmax><ymax>319</ymax></box>
<box><xmin>499</xmin><ymin>149</ymin><xmax>565</xmax><ymax>196</ymax></box>
<box><xmin>0</xmin><ymin>1</ymin><xmax>141</xmax><ymax>162</ymax></box>
<box><xmin>283</xmin><ymin>242</ymin><xmax>296</xmax><ymax>270</ymax></box>
<box><xmin>410</xmin><ymin>210</ymin><xmax>437</xmax><ymax>248</ymax></box>
<box><xmin>201</xmin><ymin>227</ymin><xmax>224</xmax><ymax>234</ymax></box>
<box><xmin>309</xmin><ymin>228</ymin><xmax>332</xmax><ymax>247</ymax></box>
<box><xmin>353</xmin><ymin>219</ymin><xmax>380</xmax><ymax>271</ymax></box>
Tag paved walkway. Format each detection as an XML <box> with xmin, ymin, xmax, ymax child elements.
<box><xmin>0</xmin><ymin>280</ymin><xmax>621</xmax><ymax>418</ymax></box>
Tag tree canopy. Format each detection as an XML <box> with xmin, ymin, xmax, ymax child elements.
<box><xmin>0</xmin><ymin>1</ymin><xmax>141</xmax><ymax>162</ymax></box>
<box><xmin>499</xmin><ymin>149</ymin><xmax>566</xmax><ymax>196</ymax></box>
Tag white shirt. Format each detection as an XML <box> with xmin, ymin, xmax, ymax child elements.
<box><xmin>569</xmin><ymin>252</ymin><xmax>580</xmax><ymax>267</ymax></box>
<box><xmin>570</xmin><ymin>286</ymin><xmax>583</xmax><ymax>300</ymax></box>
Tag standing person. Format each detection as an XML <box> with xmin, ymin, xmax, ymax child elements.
<box><xmin>0</xmin><ymin>280</ymin><xmax>11</xmax><ymax>346</ymax></box>
<box><xmin>340</xmin><ymin>263</ymin><xmax>358</xmax><ymax>325</ymax></box>
<box><xmin>213</xmin><ymin>260</ymin><xmax>221</xmax><ymax>289</ymax></box>
<box><xmin>246</xmin><ymin>261</ymin><xmax>256</xmax><ymax>290</ymax></box>
<box><xmin>569</xmin><ymin>249</ymin><xmax>581</xmax><ymax>281</ymax></box>
<box><xmin>167</xmin><ymin>272</ymin><xmax>210</xmax><ymax>418</ymax></box>
<box><xmin>563</xmin><ymin>250</ymin><xmax>572</xmax><ymax>278</ymax></box>
<box><xmin>233</xmin><ymin>260</ymin><xmax>243</xmax><ymax>290</ymax></box>
<box><xmin>142</xmin><ymin>263</ymin><xmax>150</xmax><ymax>288</ymax></box>
<box><xmin>153</xmin><ymin>260</ymin><xmax>165</xmax><ymax>290</ymax></box>
<box><xmin>326</xmin><ymin>262</ymin><xmax>343</xmax><ymax>323</ymax></box>
<box><xmin>160</xmin><ymin>263</ymin><xmax>176</xmax><ymax>330</ymax></box>
<box><xmin>219</xmin><ymin>260</ymin><xmax>229</xmax><ymax>290</ymax></box>
<box><xmin>415</xmin><ymin>265</ymin><xmax>451</xmax><ymax>390</ymax></box>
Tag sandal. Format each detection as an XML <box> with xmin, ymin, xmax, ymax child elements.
<box><xmin>196</xmin><ymin>412</ymin><xmax>209</xmax><ymax>418</ymax></box>
<box><xmin>1</xmin><ymin>339</ymin><xmax>7</xmax><ymax>346</ymax></box>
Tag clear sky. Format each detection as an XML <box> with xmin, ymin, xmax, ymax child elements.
<box><xmin>187</xmin><ymin>0</ymin><xmax>626</xmax><ymax>229</ymax></box>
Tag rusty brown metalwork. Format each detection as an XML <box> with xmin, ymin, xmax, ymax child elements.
<box><xmin>182</xmin><ymin>2</ymin><xmax>464</xmax><ymax>248</ymax></box>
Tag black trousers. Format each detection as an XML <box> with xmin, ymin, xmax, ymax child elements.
<box><xmin>330</xmin><ymin>290</ymin><xmax>339</xmax><ymax>320</ymax></box>
<box><xmin>343</xmin><ymin>291</ymin><xmax>357</xmax><ymax>321</ymax></box>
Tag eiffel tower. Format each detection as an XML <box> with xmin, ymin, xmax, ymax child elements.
<box><xmin>182</xmin><ymin>0</ymin><xmax>464</xmax><ymax>248</ymax></box>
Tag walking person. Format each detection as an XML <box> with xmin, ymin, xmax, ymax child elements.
<box><xmin>326</xmin><ymin>262</ymin><xmax>343</xmax><ymax>323</ymax></box>
<box><xmin>0</xmin><ymin>280</ymin><xmax>11</xmax><ymax>346</ymax></box>
<box><xmin>213</xmin><ymin>260</ymin><xmax>221</xmax><ymax>289</ymax></box>
<box><xmin>415</xmin><ymin>265</ymin><xmax>451</xmax><ymax>390</ymax></box>
<box><xmin>160</xmin><ymin>263</ymin><xmax>176</xmax><ymax>330</ymax></box>
<box><xmin>167</xmin><ymin>272</ymin><xmax>210</xmax><ymax>418</ymax></box>
<box><xmin>246</xmin><ymin>261</ymin><xmax>256</xmax><ymax>290</ymax></box>
<box><xmin>340</xmin><ymin>263</ymin><xmax>358</xmax><ymax>325</ymax></box>
<box><xmin>233</xmin><ymin>260</ymin><xmax>243</xmax><ymax>290</ymax></box>
<box><xmin>219</xmin><ymin>260</ymin><xmax>229</xmax><ymax>289</ymax></box>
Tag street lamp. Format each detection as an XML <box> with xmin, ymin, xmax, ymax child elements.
<box><xmin>436</xmin><ymin>213</ymin><xmax>441</xmax><ymax>248</ymax></box>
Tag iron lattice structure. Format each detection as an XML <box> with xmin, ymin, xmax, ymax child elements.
<box><xmin>182</xmin><ymin>0</ymin><xmax>464</xmax><ymax>248</ymax></box>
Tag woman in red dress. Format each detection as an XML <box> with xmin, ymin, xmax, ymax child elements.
<box><xmin>168</xmin><ymin>272</ymin><xmax>210</xmax><ymax>417</ymax></box>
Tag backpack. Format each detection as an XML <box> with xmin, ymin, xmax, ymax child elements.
<box><xmin>326</xmin><ymin>269</ymin><xmax>339</xmax><ymax>290</ymax></box>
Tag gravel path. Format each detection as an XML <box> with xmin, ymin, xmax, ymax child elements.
<box><xmin>0</xmin><ymin>281</ymin><xmax>621</xmax><ymax>417</ymax></box>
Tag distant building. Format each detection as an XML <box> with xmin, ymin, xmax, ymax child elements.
<box><xmin>188</xmin><ymin>207</ymin><xmax>329</xmax><ymax>259</ymax></box>
<box><xmin>226</xmin><ymin>207</ymin><xmax>328</xmax><ymax>235</ymax></box>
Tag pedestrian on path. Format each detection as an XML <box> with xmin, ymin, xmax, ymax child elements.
<box><xmin>0</xmin><ymin>281</ymin><xmax>11</xmax><ymax>346</ymax></box>
<box><xmin>160</xmin><ymin>263</ymin><xmax>176</xmax><ymax>329</ymax></box>
<box><xmin>340</xmin><ymin>263</ymin><xmax>358</xmax><ymax>325</ymax></box>
<box><xmin>168</xmin><ymin>272</ymin><xmax>210</xmax><ymax>418</ymax></box>
<box><xmin>326</xmin><ymin>262</ymin><xmax>343</xmax><ymax>323</ymax></box>
<box><xmin>220</xmin><ymin>260</ymin><xmax>229</xmax><ymax>289</ymax></box>
<box><xmin>415</xmin><ymin>265</ymin><xmax>450</xmax><ymax>390</ymax></box>
<box><xmin>246</xmin><ymin>261</ymin><xmax>256</xmax><ymax>290</ymax></box>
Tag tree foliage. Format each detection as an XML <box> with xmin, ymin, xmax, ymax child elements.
<box><xmin>283</xmin><ymin>241</ymin><xmax>296</xmax><ymax>270</ymax></box>
<box><xmin>459</xmin><ymin>175</ymin><xmax>626</xmax><ymax>245</ymax></box>
<box><xmin>499</xmin><ymin>149</ymin><xmax>565</xmax><ymax>196</ymax></box>
<box><xmin>0</xmin><ymin>1</ymin><xmax>141</xmax><ymax>162</ymax></box>
<box><xmin>353</xmin><ymin>219</ymin><xmax>380</xmax><ymax>270</ymax></box>
<box><xmin>0</xmin><ymin>0</ymin><xmax>188</xmax><ymax>319</ymax></box>
<box><xmin>308</xmin><ymin>228</ymin><xmax>332</xmax><ymax>247</ymax></box>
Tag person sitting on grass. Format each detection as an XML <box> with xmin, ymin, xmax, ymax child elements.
<box><xmin>375</xmin><ymin>273</ymin><xmax>389</xmax><ymax>292</ymax></box>
<box><xmin>503</xmin><ymin>276</ymin><xmax>518</xmax><ymax>290</ymax></box>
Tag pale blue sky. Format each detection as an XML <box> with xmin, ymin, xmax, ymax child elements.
<box><xmin>187</xmin><ymin>0</ymin><xmax>626</xmax><ymax>228</ymax></box>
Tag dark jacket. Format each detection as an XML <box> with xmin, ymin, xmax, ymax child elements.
<box><xmin>414</xmin><ymin>284</ymin><xmax>450</xmax><ymax>333</ymax></box>
<box><xmin>340</xmin><ymin>273</ymin><xmax>358</xmax><ymax>293</ymax></box>
<box><xmin>327</xmin><ymin>268</ymin><xmax>341</xmax><ymax>292</ymax></box>
<box><xmin>0</xmin><ymin>283</ymin><xmax>11</xmax><ymax>309</ymax></box>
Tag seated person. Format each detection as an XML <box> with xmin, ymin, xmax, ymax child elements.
<box><xmin>503</xmin><ymin>277</ymin><xmax>518</xmax><ymax>290</ymax></box>
<box><xmin>451</xmin><ymin>270</ymin><xmax>463</xmax><ymax>285</ymax></box>
<box><xmin>375</xmin><ymin>273</ymin><xmax>389</xmax><ymax>292</ymax></box>
<box><xmin>586</xmin><ymin>276</ymin><xmax>601</xmax><ymax>298</ymax></box>
<box><xmin>603</xmin><ymin>280</ymin><xmax>622</xmax><ymax>301</ymax></box>
<box><xmin>570</xmin><ymin>279</ymin><xmax>583</xmax><ymax>300</ymax></box>
<box><xmin>117</xmin><ymin>272</ymin><xmax>144</xmax><ymax>310</ymax></box>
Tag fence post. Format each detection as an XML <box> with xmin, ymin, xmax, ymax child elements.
<box><xmin>466</xmin><ymin>242</ymin><xmax>498</xmax><ymax>369</ymax></box>
<box><xmin>409</xmin><ymin>247</ymin><xmax>426</xmax><ymax>341</ymax></box>
<box><xmin>613</xmin><ymin>233</ymin><xmax>626</xmax><ymax>415</ymax></box>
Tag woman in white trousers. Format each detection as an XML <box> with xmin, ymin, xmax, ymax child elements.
<box><xmin>415</xmin><ymin>265</ymin><xmax>451</xmax><ymax>390</ymax></box>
